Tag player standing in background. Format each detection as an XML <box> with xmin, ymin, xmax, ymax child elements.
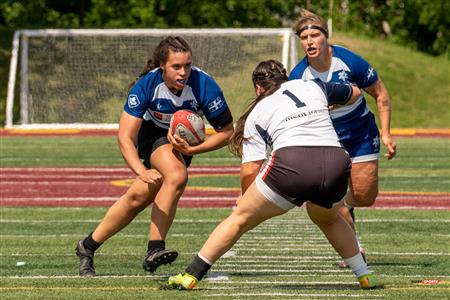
<box><xmin>76</xmin><ymin>36</ymin><xmax>234</xmax><ymax>277</ymax></box>
<box><xmin>289</xmin><ymin>9</ymin><xmax>397</xmax><ymax>267</ymax></box>
<box><xmin>166</xmin><ymin>60</ymin><xmax>378</xmax><ymax>290</ymax></box>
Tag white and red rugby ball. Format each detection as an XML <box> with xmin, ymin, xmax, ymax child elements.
<box><xmin>169</xmin><ymin>110</ymin><xmax>205</xmax><ymax>146</ymax></box>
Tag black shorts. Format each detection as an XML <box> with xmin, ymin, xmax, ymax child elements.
<box><xmin>137</xmin><ymin>121</ymin><xmax>193</xmax><ymax>169</ymax></box>
<box><xmin>259</xmin><ymin>146</ymin><xmax>351</xmax><ymax>209</ymax></box>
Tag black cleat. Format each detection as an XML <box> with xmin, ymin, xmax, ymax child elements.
<box><xmin>143</xmin><ymin>249</ymin><xmax>178</xmax><ymax>273</ymax></box>
<box><xmin>76</xmin><ymin>240</ymin><xmax>95</xmax><ymax>277</ymax></box>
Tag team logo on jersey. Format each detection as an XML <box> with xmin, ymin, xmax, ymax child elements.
<box><xmin>338</xmin><ymin>70</ymin><xmax>348</xmax><ymax>82</ymax></box>
<box><xmin>208</xmin><ymin>96</ymin><xmax>224</xmax><ymax>113</ymax></box>
<box><xmin>366</xmin><ymin>67</ymin><xmax>375</xmax><ymax>79</ymax></box>
<box><xmin>128</xmin><ymin>94</ymin><xmax>140</xmax><ymax>108</ymax></box>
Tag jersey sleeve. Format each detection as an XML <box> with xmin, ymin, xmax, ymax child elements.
<box><xmin>345</xmin><ymin>49</ymin><xmax>379</xmax><ymax>88</ymax></box>
<box><xmin>124</xmin><ymin>79</ymin><xmax>149</xmax><ymax>118</ymax></box>
<box><xmin>241</xmin><ymin>113</ymin><xmax>268</xmax><ymax>163</ymax></box>
<box><xmin>199</xmin><ymin>75</ymin><xmax>233</xmax><ymax>130</ymax></box>
<box><xmin>313</xmin><ymin>79</ymin><xmax>353</xmax><ymax>105</ymax></box>
<box><xmin>288</xmin><ymin>58</ymin><xmax>308</xmax><ymax>80</ymax></box>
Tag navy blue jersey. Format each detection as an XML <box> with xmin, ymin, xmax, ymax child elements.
<box><xmin>289</xmin><ymin>46</ymin><xmax>381</xmax><ymax>161</ymax></box>
<box><xmin>124</xmin><ymin>66</ymin><xmax>230</xmax><ymax>130</ymax></box>
<box><xmin>289</xmin><ymin>45</ymin><xmax>378</xmax><ymax>122</ymax></box>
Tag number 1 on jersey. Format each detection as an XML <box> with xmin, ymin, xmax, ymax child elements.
<box><xmin>282</xmin><ymin>90</ymin><xmax>306</xmax><ymax>108</ymax></box>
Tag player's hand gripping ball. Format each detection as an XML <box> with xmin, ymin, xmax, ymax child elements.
<box><xmin>169</xmin><ymin>110</ymin><xmax>205</xmax><ymax>146</ymax></box>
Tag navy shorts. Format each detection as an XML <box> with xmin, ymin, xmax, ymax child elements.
<box><xmin>333</xmin><ymin>112</ymin><xmax>380</xmax><ymax>163</ymax></box>
<box><xmin>137</xmin><ymin>121</ymin><xmax>192</xmax><ymax>169</ymax></box>
<box><xmin>257</xmin><ymin>146</ymin><xmax>351</xmax><ymax>209</ymax></box>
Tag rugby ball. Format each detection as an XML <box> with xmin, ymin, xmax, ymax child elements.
<box><xmin>170</xmin><ymin>110</ymin><xmax>205</xmax><ymax>146</ymax></box>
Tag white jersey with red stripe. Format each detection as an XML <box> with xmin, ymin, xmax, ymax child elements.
<box><xmin>242</xmin><ymin>79</ymin><xmax>347</xmax><ymax>163</ymax></box>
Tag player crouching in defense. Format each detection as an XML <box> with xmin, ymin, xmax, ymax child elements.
<box><xmin>165</xmin><ymin>60</ymin><xmax>379</xmax><ymax>290</ymax></box>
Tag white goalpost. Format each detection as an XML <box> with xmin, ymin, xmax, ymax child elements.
<box><xmin>5</xmin><ymin>28</ymin><xmax>298</xmax><ymax>129</ymax></box>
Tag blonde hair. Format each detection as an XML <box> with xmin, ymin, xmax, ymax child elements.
<box><xmin>293</xmin><ymin>8</ymin><xmax>328</xmax><ymax>38</ymax></box>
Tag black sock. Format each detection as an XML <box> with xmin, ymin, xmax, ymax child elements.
<box><xmin>147</xmin><ymin>240</ymin><xmax>165</xmax><ymax>253</ymax></box>
<box><xmin>185</xmin><ymin>255</ymin><xmax>212</xmax><ymax>281</ymax></box>
<box><xmin>349</xmin><ymin>208</ymin><xmax>356</xmax><ymax>222</ymax></box>
<box><xmin>83</xmin><ymin>232</ymin><xmax>102</xmax><ymax>252</ymax></box>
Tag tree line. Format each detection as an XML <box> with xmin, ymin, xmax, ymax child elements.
<box><xmin>0</xmin><ymin>0</ymin><xmax>448</xmax><ymax>56</ymax></box>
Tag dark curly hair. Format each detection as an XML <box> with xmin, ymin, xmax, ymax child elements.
<box><xmin>229</xmin><ymin>60</ymin><xmax>288</xmax><ymax>157</ymax></box>
<box><xmin>129</xmin><ymin>36</ymin><xmax>191</xmax><ymax>88</ymax></box>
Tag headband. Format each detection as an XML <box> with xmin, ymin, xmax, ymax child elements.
<box><xmin>296</xmin><ymin>24</ymin><xmax>328</xmax><ymax>38</ymax></box>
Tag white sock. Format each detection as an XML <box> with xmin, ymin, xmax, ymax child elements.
<box><xmin>343</xmin><ymin>252</ymin><xmax>371</xmax><ymax>277</ymax></box>
<box><xmin>198</xmin><ymin>252</ymin><xmax>214</xmax><ymax>266</ymax></box>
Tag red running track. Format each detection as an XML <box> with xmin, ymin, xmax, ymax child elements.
<box><xmin>1</xmin><ymin>167</ymin><xmax>449</xmax><ymax>209</ymax></box>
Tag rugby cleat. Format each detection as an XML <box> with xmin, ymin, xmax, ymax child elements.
<box><xmin>76</xmin><ymin>240</ymin><xmax>95</xmax><ymax>277</ymax></box>
<box><xmin>166</xmin><ymin>273</ymin><xmax>198</xmax><ymax>290</ymax></box>
<box><xmin>143</xmin><ymin>249</ymin><xmax>178</xmax><ymax>273</ymax></box>
<box><xmin>358</xmin><ymin>273</ymin><xmax>379</xmax><ymax>289</ymax></box>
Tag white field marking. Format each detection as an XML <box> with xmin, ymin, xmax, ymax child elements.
<box><xmin>229</xmin><ymin>247</ymin><xmax>334</xmax><ymax>252</ymax></box>
<box><xmin>1</xmin><ymin>274</ymin><xmax>448</xmax><ymax>280</ymax></box>
<box><xmin>207</xmin><ymin>293</ymin><xmax>382</xmax><ymax>298</ymax></box>
<box><xmin>0</xmin><ymin>196</ymin><xmax>236</xmax><ymax>201</ymax></box>
<box><xmin>357</xmin><ymin>219</ymin><xmax>450</xmax><ymax>223</ymax></box>
<box><xmin>233</xmin><ymin>239</ymin><xmax>331</xmax><ymax>246</ymax></box>
<box><xmin>1</xmin><ymin>182</ymin><xmax>116</xmax><ymax>186</ymax></box>
<box><xmin>215</xmin><ymin>264</ymin><xmax>356</xmax><ymax>269</ymax></box>
<box><xmin>1</xmin><ymin>175</ymin><xmax>130</xmax><ymax>180</ymax></box>
<box><xmin>235</xmin><ymin>237</ymin><xmax>326</xmax><ymax>242</ymax></box>
<box><xmin>243</xmin><ymin>235</ymin><xmax>326</xmax><ymax>240</ymax></box>
<box><xmin>0</xmin><ymin>219</ymin><xmax>225</xmax><ymax>223</ymax></box>
<box><xmin>205</xmin><ymin>272</ymin><xmax>229</xmax><ymax>281</ymax></box>
<box><xmin>0</xmin><ymin>233</ymin><xmax>197</xmax><ymax>238</ymax></box>
<box><xmin>0</xmin><ymin>274</ymin><xmax>166</xmax><ymax>279</ymax></box>
<box><xmin>210</xmin><ymin>269</ymin><xmax>348</xmax><ymax>273</ymax></box>
<box><xmin>372</xmin><ymin>207</ymin><xmax>450</xmax><ymax>210</ymax></box>
<box><xmin>3</xmin><ymin>251</ymin><xmax>449</xmax><ymax>259</ymax></box>
<box><xmin>0</xmin><ymin>166</ymin><xmax>240</xmax><ymax>172</ymax></box>
<box><xmin>1</xmin><ymin>217</ymin><xmax>448</xmax><ymax>224</ymax></box>
<box><xmin>222</xmin><ymin>250</ymin><xmax>236</xmax><ymax>257</ymax></box>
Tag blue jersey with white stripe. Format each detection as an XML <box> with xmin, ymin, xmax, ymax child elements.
<box><xmin>124</xmin><ymin>66</ymin><xmax>229</xmax><ymax>129</ymax></box>
<box><xmin>289</xmin><ymin>45</ymin><xmax>378</xmax><ymax>123</ymax></box>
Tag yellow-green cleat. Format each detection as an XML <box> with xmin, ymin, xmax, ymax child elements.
<box><xmin>358</xmin><ymin>273</ymin><xmax>379</xmax><ymax>289</ymax></box>
<box><xmin>167</xmin><ymin>273</ymin><xmax>198</xmax><ymax>290</ymax></box>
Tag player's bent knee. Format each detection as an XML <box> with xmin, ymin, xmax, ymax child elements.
<box><xmin>353</xmin><ymin>190</ymin><xmax>378</xmax><ymax>207</ymax></box>
<box><xmin>164</xmin><ymin>170</ymin><xmax>188</xmax><ymax>189</ymax></box>
<box><xmin>125</xmin><ymin>193</ymin><xmax>153</xmax><ymax>211</ymax></box>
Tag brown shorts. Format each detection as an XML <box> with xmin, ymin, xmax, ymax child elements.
<box><xmin>258</xmin><ymin>146</ymin><xmax>351</xmax><ymax>209</ymax></box>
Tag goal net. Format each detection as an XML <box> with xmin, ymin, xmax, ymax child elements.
<box><xmin>6</xmin><ymin>29</ymin><xmax>298</xmax><ymax>129</ymax></box>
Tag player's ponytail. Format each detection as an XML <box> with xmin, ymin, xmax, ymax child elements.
<box><xmin>229</xmin><ymin>60</ymin><xmax>288</xmax><ymax>157</ymax></box>
<box><xmin>129</xmin><ymin>36</ymin><xmax>192</xmax><ymax>89</ymax></box>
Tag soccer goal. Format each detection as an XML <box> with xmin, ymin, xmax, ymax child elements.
<box><xmin>5</xmin><ymin>28</ymin><xmax>298</xmax><ymax>129</ymax></box>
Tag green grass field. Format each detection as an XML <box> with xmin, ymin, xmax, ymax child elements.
<box><xmin>1</xmin><ymin>208</ymin><xmax>449</xmax><ymax>299</ymax></box>
<box><xmin>0</xmin><ymin>135</ymin><xmax>449</xmax><ymax>299</ymax></box>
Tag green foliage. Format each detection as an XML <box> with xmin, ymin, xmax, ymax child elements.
<box><xmin>1</xmin><ymin>0</ymin><xmax>448</xmax><ymax>56</ymax></box>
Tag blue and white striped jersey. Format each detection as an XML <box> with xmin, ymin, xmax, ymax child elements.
<box><xmin>289</xmin><ymin>45</ymin><xmax>378</xmax><ymax>123</ymax></box>
<box><xmin>124</xmin><ymin>66</ymin><xmax>229</xmax><ymax>129</ymax></box>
